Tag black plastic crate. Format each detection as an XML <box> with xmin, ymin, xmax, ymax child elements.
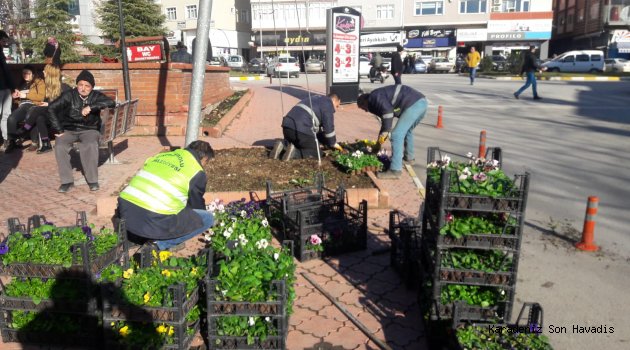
<box><xmin>103</xmin><ymin>318</ymin><xmax>199</xmax><ymax>350</ymax></box>
<box><xmin>388</xmin><ymin>210</ymin><xmax>421</xmax><ymax>289</ymax></box>
<box><xmin>0</xmin><ymin>310</ymin><xmax>100</xmax><ymax>347</ymax></box>
<box><xmin>206</xmin><ymin>279</ymin><xmax>288</xmax><ymax>350</ymax></box>
<box><xmin>0</xmin><ymin>278</ymin><xmax>98</xmax><ymax>314</ymax></box>
<box><xmin>102</xmin><ymin>245</ymin><xmax>209</xmax><ymax>324</ymax></box>
<box><xmin>0</xmin><ymin>212</ymin><xmax>129</xmax><ymax>279</ymax></box>
<box><xmin>282</xmin><ymin>198</ymin><xmax>368</xmax><ymax>262</ymax></box>
<box><xmin>426</xmin><ymin>147</ymin><xmax>503</xmax><ymax>167</ymax></box>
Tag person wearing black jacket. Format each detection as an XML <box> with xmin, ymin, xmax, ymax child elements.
<box><xmin>117</xmin><ymin>141</ymin><xmax>215</xmax><ymax>251</ymax></box>
<box><xmin>357</xmin><ymin>85</ymin><xmax>428</xmax><ymax>179</ymax></box>
<box><xmin>390</xmin><ymin>45</ymin><xmax>404</xmax><ymax>84</ymax></box>
<box><xmin>275</xmin><ymin>93</ymin><xmax>341</xmax><ymax>160</ymax></box>
<box><xmin>514</xmin><ymin>46</ymin><xmax>544</xmax><ymax>100</ymax></box>
<box><xmin>49</xmin><ymin>70</ymin><xmax>116</xmax><ymax>193</ymax></box>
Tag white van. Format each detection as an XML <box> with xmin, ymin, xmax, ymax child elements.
<box><xmin>226</xmin><ymin>55</ymin><xmax>246</xmax><ymax>70</ymax></box>
<box><xmin>542</xmin><ymin>50</ymin><xmax>605</xmax><ymax>73</ymax></box>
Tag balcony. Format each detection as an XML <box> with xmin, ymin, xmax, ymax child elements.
<box><xmin>604</xmin><ymin>1</ymin><xmax>630</xmax><ymax>25</ymax></box>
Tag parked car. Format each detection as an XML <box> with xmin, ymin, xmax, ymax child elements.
<box><xmin>247</xmin><ymin>58</ymin><xmax>266</xmax><ymax>73</ymax></box>
<box><xmin>428</xmin><ymin>57</ymin><xmax>454</xmax><ymax>73</ymax></box>
<box><xmin>604</xmin><ymin>58</ymin><xmax>630</xmax><ymax>72</ymax></box>
<box><xmin>304</xmin><ymin>58</ymin><xmax>324</xmax><ymax>73</ymax></box>
<box><xmin>414</xmin><ymin>59</ymin><xmax>428</xmax><ymax>73</ymax></box>
<box><xmin>359</xmin><ymin>56</ymin><xmax>371</xmax><ymax>77</ymax></box>
<box><xmin>267</xmin><ymin>56</ymin><xmax>300</xmax><ymax>78</ymax></box>
<box><xmin>226</xmin><ymin>55</ymin><xmax>246</xmax><ymax>70</ymax></box>
<box><xmin>542</xmin><ymin>50</ymin><xmax>605</xmax><ymax>73</ymax></box>
<box><xmin>491</xmin><ymin>55</ymin><xmax>509</xmax><ymax>71</ymax></box>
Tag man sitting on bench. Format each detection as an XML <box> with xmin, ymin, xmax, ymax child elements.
<box><xmin>48</xmin><ymin>70</ymin><xmax>116</xmax><ymax>193</ymax></box>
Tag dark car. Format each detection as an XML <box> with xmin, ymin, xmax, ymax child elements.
<box><xmin>247</xmin><ymin>58</ymin><xmax>266</xmax><ymax>74</ymax></box>
<box><xmin>491</xmin><ymin>55</ymin><xmax>509</xmax><ymax>71</ymax></box>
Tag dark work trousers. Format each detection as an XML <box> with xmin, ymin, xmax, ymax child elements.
<box><xmin>6</xmin><ymin>103</ymin><xmax>35</xmax><ymax>140</ymax></box>
<box><xmin>24</xmin><ymin>106</ymin><xmax>50</xmax><ymax>140</ymax></box>
<box><xmin>54</xmin><ymin>129</ymin><xmax>101</xmax><ymax>185</ymax></box>
<box><xmin>393</xmin><ymin>73</ymin><xmax>402</xmax><ymax>85</ymax></box>
<box><xmin>282</xmin><ymin>126</ymin><xmax>320</xmax><ymax>159</ymax></box>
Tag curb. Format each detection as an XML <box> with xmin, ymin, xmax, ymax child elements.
<box><xmin>229</xmin><ymin>75</ymin><xmax>266</xmax><ymax>81</ymax></box>
<box><xmin>404</xmin><ymin>164</ymin><xmax>425</xmax><ymax>198</ymax></box>
<box><xmin>481</xmin><ymin>75</ymin><xmax>623</xmax><ymax>81</ymax></box>
<box><xmin>200</xmin><ymin>89</ymin><xmax>254</xmax><ymax>138</ymax></box>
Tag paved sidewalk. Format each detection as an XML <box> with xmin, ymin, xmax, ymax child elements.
<box><xmin>0</xmin><ymin>82</ymin><xmax>425</xmax><ymax>349</ymax></box>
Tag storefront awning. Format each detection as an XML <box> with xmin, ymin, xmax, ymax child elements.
<box><xmin>259</xmin><ymin>45</ymin><xmax>326</xmax><ymax>52</ymax></box>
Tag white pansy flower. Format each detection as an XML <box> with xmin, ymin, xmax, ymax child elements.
<box><xmin>466</xmin><ymin>152</ymin><xmax>473</xmax><ymax>158</ymax></box>
<box><xmin>220</xmin><ymin>222</ymin><xmax>225</xmax><ymax>227</ymax></box>
<box><xmin>256</xmin><ymin>239</ymin><xmax>269</xmax><ymax>249</ymax></box>
<box><xmin>459</xmin><ymin>174</ymin><xmax>468</xmax><ymax>181</ymax></box>
<box><xmin>261</xmin><ymin>219</ymin><xmax>269</xmax><ymax>227</ymax></box>
<box><xmin>238</xmin><ymin>234</ymin><xmax>246</xmax><ymax>240</ymax></box>
<box><xmin>203</xmin><ymin>234</ymin><xmax>212</xmax><ymax>242</ymax></box>
<box><xmin>241</xmin><ymin>210</ymin><xmax>247</xmax><ymax>218</ymax></box>
<box><xmin>206</xmin><ymin>229</ymin><xmax>214</xmax><ymax>236</ymax></box>
<box><xmin>227</xmin><ymin>227</ymin><xmax>234</xmax><ymax>234</ymax></box>
<box><xmin>231</xmin><ymin>217</ymin><xmax>237</xmax><ymax>222</ymax></box>
<box><xmin>221</xmin><ymin>290</ymin><xmax>227</xmax><ymax>296</ymax></box>
<box><xmin>265</xmin><ymin>317</ymin><xmax>271</xmax><ymax>322</ymax></box>
<box><xmin>463</xmin><ymin>167</ymin><xmax>472</xmax><ymax>176</ymax></box>
<box><xmin>217</xmin><ymin>204</ymin><xmax>225</xmax><ymax>213</ymax></box>
<box><xmin>223</xmin><ymin>230</ymin><xmax>231</xmax><ymax>238</ymax></box>
<box><xmin>273</xmin><ymin>252</ymin><xmax>280</xmax><ymax>261</ymax></box>
<box><xmin>248</xmin><ymin>317</ymin><xmax>255</xmax><ymax>326</ymax></box>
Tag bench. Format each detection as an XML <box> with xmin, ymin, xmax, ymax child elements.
<box><xmin>99</xmin><ymin>98</ymin><xmax>139</xmax><ymax>164</ymax></box>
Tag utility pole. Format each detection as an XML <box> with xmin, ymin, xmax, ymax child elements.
<box><xmin>117</xmin><ymin>0</ymin><xmax>132</xmax><ymax>100</ymax></box>
<box><xmin>185</xmin><ymin>0</ymin><xmax>213</xmax><ymax>146</ymax></box>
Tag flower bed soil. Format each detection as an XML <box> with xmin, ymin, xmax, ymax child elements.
<box><xmin>202</xmin><ymin>90</ymin><xmax>247</xmax><ymax>127</ymax></box>
<box><xmin>204</xmin><ymin>148</ymin><xmax>375</xmax><ymax>192</ymax></box>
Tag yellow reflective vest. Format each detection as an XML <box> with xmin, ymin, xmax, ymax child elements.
<box><xmin>120</xmin><ymin>149</ymin><xmax>203</xmax><ymax>215</ymax></box>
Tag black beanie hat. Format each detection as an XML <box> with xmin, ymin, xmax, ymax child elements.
<box><xmin>76</xmin><ymin>70</ymin><xmax>95</xmax><ymax>87</ymax></box>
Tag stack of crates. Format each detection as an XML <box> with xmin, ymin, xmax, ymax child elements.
<box><xmin>0</xmin><ymin>212</ymin><xmax>128</xmax><ymax>347</ymax></box>
<box><xmin>266</xmin><ymin>174</ymin><xmax>368</xmax><ymax>262</ymax></box>
<box><xmin>418</xmin><ymin>147</ymin><xmax>530</xmax><ymax>325</ymax></box>
<box><xmin>388</xmin><ymin>210</ymin><xmax>422</xmax><ymax>289</ymax></box>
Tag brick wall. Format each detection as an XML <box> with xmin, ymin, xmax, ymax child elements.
<box><xmin>7</xmin><ymin>62</ymin><xmax>232</xmax><ymax>135</ymax></box>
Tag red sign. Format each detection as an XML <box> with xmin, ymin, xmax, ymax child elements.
<box><xmin>127</xmin><ymin>45</ymin><xmax>162</xmax><ymax>62</ymax></box>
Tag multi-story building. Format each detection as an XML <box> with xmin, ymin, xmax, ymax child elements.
<box><xmin>160</xmin><ymin>0</ymin><xmax>252</xmax><ymax>59</ymax></box>
<box><xmin>551</xmin><ymin>0</ymin><xmax>630</xmax><ymax>58</ymax></box>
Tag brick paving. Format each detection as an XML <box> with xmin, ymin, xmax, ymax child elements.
<box><xmin>0</xmin><ymin>80</ymin><xmax>425</xmax><ymax>349</ymax></box>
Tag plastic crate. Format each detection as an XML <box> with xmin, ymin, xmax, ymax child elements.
<box><xmin>102</xmin><ymin>318</ymin><xmax>199</xmax><ymax>350</ymax></box>
<box><xmin>0</xmin><ymin>213</ymin><xmax>129</xmax><ymax>279</ymax></box>
<box><xmin>388</xmin><ymin>210</ymin><xmax>421</xmax><ymax>289</ymax></box>
<box><xmin>206</xmin><ymin>278</ymin><xmax>288</xmax><ymax>350</ymax></box>
<box><xmin>0</xmin><ymin>278</ymin><xmax>98</xmax><ymax>314</ymax></box>
<box><xmin>426</xmin><ymin>147</ymin><xmax>503</xmax><ymax>166</ymax></box>
<box><xmin>282</xmin><ymin>198</ymin><xmax>368</xmax><ymax>262</ymax></box>
<box><xmin>102</xmin><ymin>246</ymin><xmax>209</xmax><ymax>324</ymax></box>
<box><xmin>0</xmin><ymin>311</ymin><xmax>100</xmax><ymax>347</ymax></box>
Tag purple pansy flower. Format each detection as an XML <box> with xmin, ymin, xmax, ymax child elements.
<box><xmin>0</xmin><ymin>243</ymin><xmax>8</xmax><ymax>255</ymax></box>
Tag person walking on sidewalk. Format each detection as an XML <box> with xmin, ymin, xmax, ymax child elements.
<box><xmin>117</xmin><ymin>140</ymin><xmax>216</xmax><ymax>251</ymax></box>
<box><xmin>357</xmin><ymin>85</ymin><xmax>428</xmax><ymax>179</ymax></box>
<box><xmin>273</xmin><ymin>93</ymin><xmax>342</xmax><ymax>160</ymax></box>
<box><xmin>390</xmin><ymin>45</ymin><xmax>404</xmax><ymax>85</ymax></box>
<box><xmin>465</xmin><ymin>47</ymin><xmax>481</xmax><ymax>85</ymax></box>
<box><xmin>48</xmin><ymin>70</ymin><xmax>115</xmax><ymax>193</ymax></box>
<box><xmin>514</xmin><ymin>45</ymin><xmax>544</xmax><ymax>100</ymax></box>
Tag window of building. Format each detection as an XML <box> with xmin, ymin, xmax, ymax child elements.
<box><xmin>566</xmin><ymin>8</ymin><xmax>574</xmax><ymax>31</ymax></box>
<box><xmin>186</xmin><ymin>5</ymin><xmax>198</xmax><ymax>19</ymax></box>
<box><xmin>166</xmin><ymin>7</ymin><xmax>177</xmax><ymax>20</ymax></box>
<box><xmin>376</xmin><ymin>4</ymin><xmax>394</xmax><ymax>19</ymax></box>
<box><xmin>238</xmin><ymin>9</ymin><xmax>250</xmax><ymax>23</ymax></box>
<box><xmin>502</xmin><ymin>0</ymin><xmax>530</xmax><ymax>12</ymax></box>
<box><xmin>589</xmin><ymin>1</ymin><xmax>599</xmax><ymax>20</ymax></box>
<box><xmin>577</xmin><ymin>8</ymin><xmax>584</xmax><ymax>22</ymax></box>
<box><xmin>415</xmin><ymin>1</ymin><xmax>444</xmax><ymax>15</ymax></box>
<box><xmin>460</xmin><ymin>0</ymin><xmax>487</xmax><ymax>14</ymax></box>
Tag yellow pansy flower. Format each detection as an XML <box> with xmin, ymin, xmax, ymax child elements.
<box><xmin>168</xmin><ymin>326</ymin><xmax>175</xmax><ymax>336</ymax></box>
<box><xmin>143</xmin><ymin>292</ymin><xmax>151</xmax><ymax>304</ymax></box>
<box><xmin>159</xmin><ymin>251</ymin><xmax>172</xmax><ymax>262</ymax></box>
<box><xmin>122</xmin><ymin>268</ymin><xmax>134</xmax><ymax>279</ymax></box>
<box><xmin>156</xmin><ymin>324</ymin><xmax>168</xmax><ymax>334</ymax></box>
<box><xmin>119</xmin><ymin>325</ymin><xmax>130</xmax><ymax>337</ymax></box>
<box><xmin>190</xmin><ymin>267</ymin><xmax>198</xmax><ymax>276</ymax></box>
<box><xmin>161</xmin><ymin>269</ymin><xmax>171</xmax><ymax>277</ymax></box>
<box><xmin>152</xmin><ymin>250</ymin><xmax>158</xmax><ymax>259</ymax></box>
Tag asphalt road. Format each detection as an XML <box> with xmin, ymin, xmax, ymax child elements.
<box><xmin>240</xmin><ymin>73</ymin><xmax>630</xmax><ymax>257</ymax></box>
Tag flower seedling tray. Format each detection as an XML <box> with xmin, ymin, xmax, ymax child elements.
<box><xmin>0</xmin><ymin>278</ymin><xmax>98</xmax><ymax>315</ymax></box>
<box><xmin>0</xmin><ymin>311</ymin><xmax>101</xmax><ymax>347</ymax></box>
<box><xmin>206</xmin><ymin>279</ymin><xmax>288</xmax><ymax>350</ymax></box>
<box><xmin>103</xmin><ymin>318</ymin><xmax>199</xmax><ymax>350</ymax></box>
<box><xmin>427</xmin><ymin>298</ymin><xmax>511</xmax><ymax>324</ymax></box>
<box><xmin>388</xmin><ymin>210</ymin><xmax>421</xmax><ymax>289</ymax></box>
<box><xmin>436</xmin><ymin>268</ymin><xmax>515</xmax><ymax>287</ymax></box>
<box><xmin>0</xmin><ymin>213</ymin><xmax>129</xmax><ymax>279</ymax></box>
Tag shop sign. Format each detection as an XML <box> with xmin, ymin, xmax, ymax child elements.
<box><xmin>407</xmin><ymin>28</ymin><xmax>454</xmax><ymax>38</ymax></box>
<box><xmin>487</xmin><ymin>19</ymin><xmax>552</xmax><ymax>40</ymax></box>
<box><xmin>457</xmin><ymin>28</ymin><xmax>488</xmax><ymax>42</ymax></box>
<box><xmin>127</xmin><ymin>45</ymin><xmax>162</xmax><ymax>62</ymax></box>
<box><xmin>422</xmin><ymin>39</ymin><xmax>437</xmax><ymax>47</ymax></box>
<box><xmin>361</xmin><ymin>32</ymin><xmax>403</xmax><ymax>47</ymax></box>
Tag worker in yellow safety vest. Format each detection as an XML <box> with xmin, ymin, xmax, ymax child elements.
<box><xmin>118</xmin><ymin>140</ymin><xmax>215</xmax><ymax>251</ymax></box>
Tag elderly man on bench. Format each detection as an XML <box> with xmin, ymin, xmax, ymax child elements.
<box><xmin>49</xmin><ymin>70</ymin><xmax>116</xmax><ymax>193</ymax></box>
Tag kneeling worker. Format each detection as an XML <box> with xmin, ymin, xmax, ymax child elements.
<box><xmin>118</xmin><ymin>140</ymin><xmax>215</xmax><ymax>251</ymax></box>
<box><xmin>357</xmin><ymin>85</ymin><xmax>428</xmax><ymax>179</ymax></box>
<box><xmin>273</xmin><ymin>93</ymin><xmax>342</xmax><ymax>160</ymax></box>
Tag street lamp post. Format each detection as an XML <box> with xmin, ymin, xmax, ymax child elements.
<box><xmin>117</xmin><ymin>0</ymin><xmax>132</xmax><ymax>100</ymax></box>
